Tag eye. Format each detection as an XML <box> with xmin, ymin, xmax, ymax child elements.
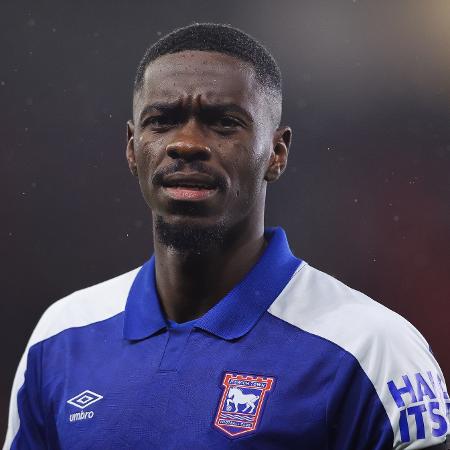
<box><xmin>142</xmin><ymin>115</ymin><xmax>176</xmax><ymax>130</ymax></box>
<box><xmin>212</xmin><ymin>116</ymin><xmax>243</xmax><ymax>131</ymax></box>
<box><xmin>219</xmin><ymin>117</ymin><xmax>240</xmax><ymax>127</ymax></box>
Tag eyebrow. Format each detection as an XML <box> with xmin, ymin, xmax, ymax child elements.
<box><xmin>138</xmin><ymin>101</ymin><xmax>254</xmax><ymax>124</ymax></box>
<box><xmin>138</xmin><ymin>102</ymin><xmax>181</xmax><ymax>123</ymax></box>
<box><xmin>201</xmin><ymin>104</ymin><xmax>253</xmax><ymax>124</ymax></box>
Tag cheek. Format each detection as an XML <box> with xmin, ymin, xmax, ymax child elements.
<box><xmin>136</xmin><ymin>136</ymin><xmax>165</xmax><ymax>178</ymax></box>
<box><xmin>229</xmin><ymin>139</ymin><xmax>268</xmax><ymax>199</ymax></box>
<box><xmin>133</xmin><ymin>137</ymin><xmax>167</xmax><ymax>207</ymax></box>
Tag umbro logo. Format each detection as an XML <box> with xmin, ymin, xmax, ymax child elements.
<box><xmin>67</xmin><ymin>390</ymin><xmax>103</xmax><ymax>409</ymax></box>
<box><xmin>67</xmin><ymin>390</ymin><xmax>103</xmax><ymax>422</ymax></box>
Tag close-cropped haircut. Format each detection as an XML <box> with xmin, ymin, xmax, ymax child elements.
<box><xmin>133</xmin><ymin>23</ymin><xmax>282</xmax><ymax>98</ymax></box>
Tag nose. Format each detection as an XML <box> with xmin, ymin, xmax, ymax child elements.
<box><xmin>165</xmin><ymin>120</ymin><xmax>211</xmax><ymax>161</ymax></box>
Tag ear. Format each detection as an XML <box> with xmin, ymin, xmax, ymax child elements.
<box><xmin>126</xmin><ymin>120</ymin><xmax>138</xmax><ymax>177</ymax></box>
<box><xmin>264</xmin><ymin>126</ymin><xmax>292</xmax><ymax>182</ymax></box>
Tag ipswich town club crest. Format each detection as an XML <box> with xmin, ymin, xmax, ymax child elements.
<box><xmin>214</xmin><ymin>372</ymin><xmax>275</xmax><ymax>437</ymax></box>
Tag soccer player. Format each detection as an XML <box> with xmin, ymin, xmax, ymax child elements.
<box><xmin>4</xmin><ymin>23</ymin><xmax>449</xmax><ymax>449</ymax></box>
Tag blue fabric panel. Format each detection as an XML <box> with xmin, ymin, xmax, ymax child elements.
<box><xmin>159</xmin><ymin>328</ymin><xmax>193</xmax><ymax>371</ymax></box>
<box><xmin>326</xmin><ymin>351</ymin><xmax>394</xmax><ymax>449</ymax></box>
<box><xmin>12</xmin><ymin>344</ymin><xmax>46</xmax><ymax>449</ymax></box>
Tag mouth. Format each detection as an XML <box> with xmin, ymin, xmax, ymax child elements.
<box><xmin>161</xmin><ymin>172</ymin><xmax>219</xmax><ymax>201</ymax></box>
<box><xmin>162</xmin><ymin>185</ymin><xmax>218</xmax><ymax>201</ymax></box>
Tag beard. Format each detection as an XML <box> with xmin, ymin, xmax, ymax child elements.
<box><xmin>154</xmin><ymin>215</ymin><xmax>227</xmax><ymax>254</ymax></box>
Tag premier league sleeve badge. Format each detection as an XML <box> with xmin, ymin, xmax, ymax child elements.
<box><xmin>213</xmin><ymin>372</ymin><xmax>275</xmax><ymax>438</ymax></box>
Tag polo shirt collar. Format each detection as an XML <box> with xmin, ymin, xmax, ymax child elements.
<box><xmin>123</xmin><ymin>227</ymin><xmax>302</xmax><ymax>341</ymax></box>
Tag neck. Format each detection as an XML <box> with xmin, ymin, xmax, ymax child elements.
<box><xmin>153</xmin><ymin>218</ymin><xmax>266</xmax><ymax>323</ymax></box>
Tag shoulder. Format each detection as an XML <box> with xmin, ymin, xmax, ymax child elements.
<box><xmin>269</xmin><ymin>260</ymin><xmax>431</xmax><ymax>361</ymax></box>
<box><xmin>27</xmin><ymin>266</ymin><xmax>141</xmax><ymax>349</ymax></box>
<box><xmin>3</xmin><ymin>266</ymin><xmax>142</xmax><ymax>448</ymax></box>
<box><xmin>269</xmin><ymin>261</ymin><xmax>449</xmax><ymax>448</ymax></box>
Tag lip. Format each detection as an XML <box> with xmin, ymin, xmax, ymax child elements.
<box><xmin>162</xmin><ymin>186</ymin><xmax>218</xmax><ymax>201</ymax></box>
<box><xmin>161</xmin><ymin>172</ymin><xmax>218</xmax><ymax>189</ymax></box>
<box><xmin>160</xmin><ymin>172</ymin><xmax>219</xmax><ymax>201</ymax></box>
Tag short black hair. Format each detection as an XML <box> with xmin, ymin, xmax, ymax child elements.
<box><xmin>134</xmin><ymin>23</ymin><xmax>282</xmax><ymax>96</ymax></box>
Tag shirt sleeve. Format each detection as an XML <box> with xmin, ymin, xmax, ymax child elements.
<box><xmin>3</xmin><ymin>340</ymin><xmax>48</xmax><ymax>449</ymax></box>
<box><xmin>326</xmin><ymin>338</ymin><xmax>450</xmax><ymax>449</ymax></box>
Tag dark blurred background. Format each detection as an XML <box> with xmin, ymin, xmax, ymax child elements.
<box><xmin>1</xmin><ymin>0</ymin><xmax>449</xmax><ymax>439</ymax></box>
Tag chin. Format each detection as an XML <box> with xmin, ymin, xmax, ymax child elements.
<box><xmin>154</xmin><ymin>214</ymin><xmax>227</xmax><ymax>254</ymax></box>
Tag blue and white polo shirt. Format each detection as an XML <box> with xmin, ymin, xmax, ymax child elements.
<box><xmin>4</xmin><ymin>227</ymin><xmax>449</xmax><ymax>449</ymax></box>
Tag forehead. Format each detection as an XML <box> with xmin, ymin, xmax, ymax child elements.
<box><xmin>135</xmin><ymin>50</ymin><xmax>262</xmax><ymax>109</ymax></box>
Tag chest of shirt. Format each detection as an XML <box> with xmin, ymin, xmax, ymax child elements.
<box><xmin>39</xmin><ymin>319</ymin><xmax>337</xmax><ymax>449</ymax></box>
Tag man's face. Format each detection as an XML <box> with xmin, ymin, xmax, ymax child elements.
<box><xmin>127</xmin><ymin>50</ymin><xmax>289</xmax><ymax>236</ymax></box>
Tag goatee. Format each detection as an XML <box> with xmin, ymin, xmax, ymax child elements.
<box><xmin>154</xmin><ymin>215</ymin><xmax>226</xmax><ymax>254</ymax></box>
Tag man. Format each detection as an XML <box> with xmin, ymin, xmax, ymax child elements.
<box><xmin>4</xmin><ymin>23</ymin><xmax>449</xmax><ymax>450</ymax></box>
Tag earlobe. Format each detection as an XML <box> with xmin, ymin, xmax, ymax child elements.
<box><xmin>264</xmin><ymin>150</ymin><xmax>282</xmax><ymax>182</ymax></box>
<box><xmin>126</xmin><ymin>120</ymin><xmax>138</xmax><ymax>177</ymax></box>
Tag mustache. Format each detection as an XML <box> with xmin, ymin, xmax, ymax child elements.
<box><xmin>152</xmin><ymin>160</ymin><xmax>228</xmax><ymax>191</ymax></box>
